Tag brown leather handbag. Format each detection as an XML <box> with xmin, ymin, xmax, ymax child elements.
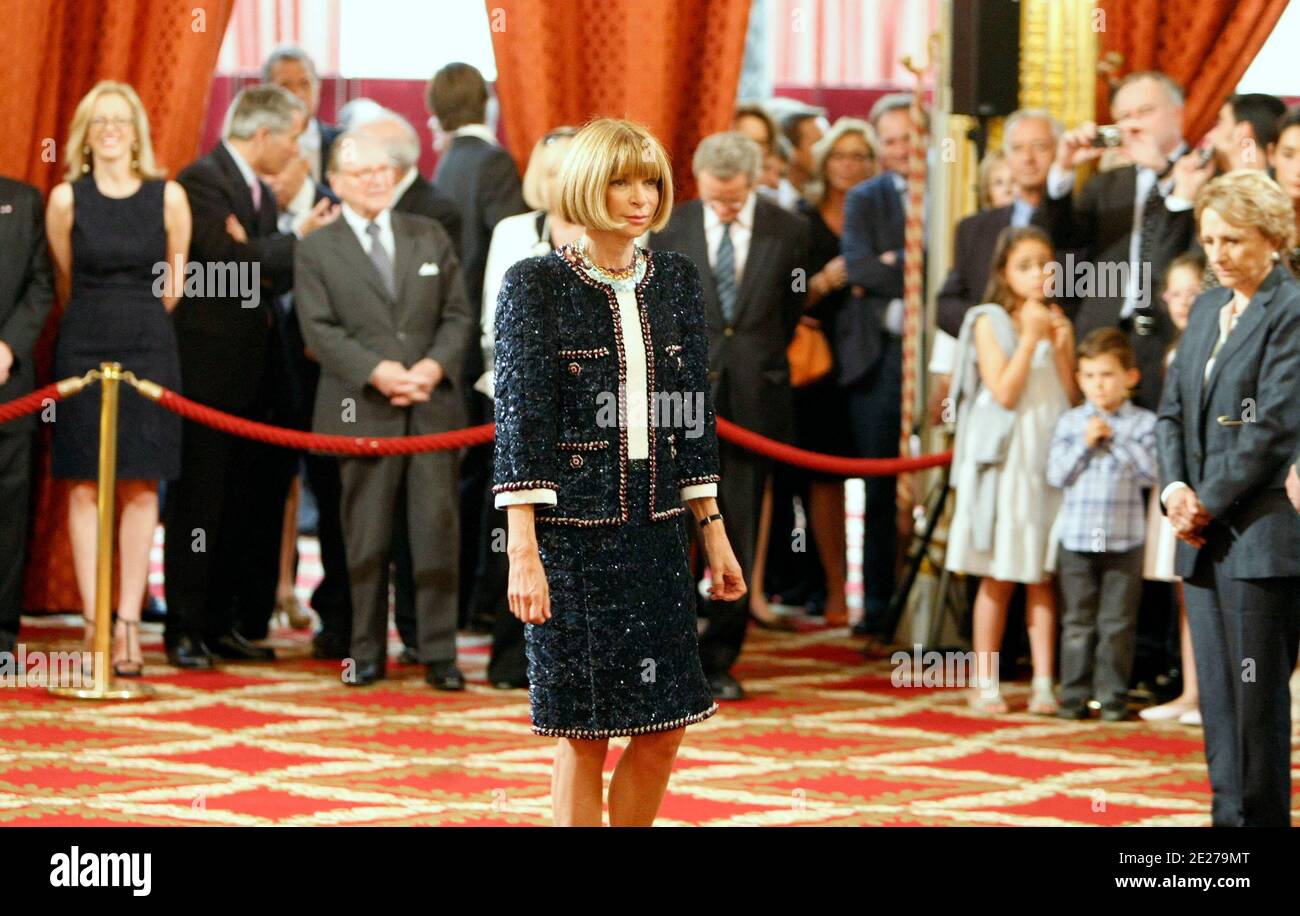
<box><xmin>787</xmin><ymin>315</ymin><xmax>833</xmax><ymax>387</ymax></box>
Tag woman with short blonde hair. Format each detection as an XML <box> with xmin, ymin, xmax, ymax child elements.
<box><xmin>1158</xmin><ymin>167</ymin><xmax>1300</xmax><ymax>826</ymax></box>
<box><xmin>492</xmin><ymin>117</ymin><xmax>745</xmax><ymax>826</ymax></box>
<box><xmin>46</xmin><ymin>81</ymin><xmax>190</xmax><ymax>678</ymax></box>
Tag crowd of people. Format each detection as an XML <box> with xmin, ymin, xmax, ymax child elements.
<box><xmin>0</xmin><ymin>50</ymin><xmax>1298</xmax><ymax>825</ymax></box>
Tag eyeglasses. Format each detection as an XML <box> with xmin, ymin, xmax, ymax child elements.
<box><xmin>827</xmin><ymin>152</ymin><xmax>873</xmax><ymax>164</ymax></box>
<box><xmin>88</xmin><ymin>116</ymin><xmax>133</xmax><ymax>130</ymax></box>
<box><xmin>338</xmin><ymin>165</ymin><xmax>393</xmax><ymax>181</ymax></box>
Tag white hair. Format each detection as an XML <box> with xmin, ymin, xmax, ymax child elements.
<box><xmin>692</xmin><ymin>131</ymin><xmax>762</xmax><ymax>182</ymax></box>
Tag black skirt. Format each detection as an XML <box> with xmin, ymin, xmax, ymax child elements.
<box><xmin>527</xmin><ymin>460</ymin><xmax>718</xmax><ymax>738</ymax></box>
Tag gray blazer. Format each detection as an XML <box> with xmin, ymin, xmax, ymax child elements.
<box><xmin>1155</xmin><ymin>265</ymin><xmax>1300</xmax><ymax>579</ymax></box>
<box><xmin>294</xmin><ymin>211</ymin><xmax>476</xmax><ymax>439</ymax></box>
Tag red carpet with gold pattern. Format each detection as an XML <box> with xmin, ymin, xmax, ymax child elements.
<box><xmin>1</xmin><ymin>616</ymin><xmax>1296</xmax><ymax>826</ymax></box>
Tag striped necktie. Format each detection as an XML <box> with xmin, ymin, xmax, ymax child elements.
<box><xmin>714</xmin><ymin>222</ymin><xmax>737</xmax><ymax>324</ymax></box>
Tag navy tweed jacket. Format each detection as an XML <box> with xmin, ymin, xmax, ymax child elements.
<box><xmin>492</xmin><ymin>245</ymin><xmax>721</xmax><ymax>525</ymax></box>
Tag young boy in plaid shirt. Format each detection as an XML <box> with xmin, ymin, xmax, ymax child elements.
<box><xmin>1046</xmin><ymin>328</ymin><xmax>1158</xmax><ymax>721</ymax></box>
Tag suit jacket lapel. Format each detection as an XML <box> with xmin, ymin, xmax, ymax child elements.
<box><xmin>212</xmin><ymin>143</ymin><xmax>257</xmax><ymax>232</ymax></box>
<box><xmin>1200</xmin><ymin>269</ymin><xmax>1281</xmax><ymax>409</ymax></box>
<box><xmin>735</xmin><ymin>200</ymin><xmax>774</xmax><ymax>323</ymax></box>
<box><xmin>686</xmin><ymin>203</ymin><xmax>723</xmax><ymax>327</ymax></box>
<box><xmin>330</xmin><ymin>219</ymin><xmax>395</xmax><ymax>310</ymax></box>
<box><xmin>392</xmin><ymin>217</ymin><xmax>419</xmax><ymax>315</ymax></box>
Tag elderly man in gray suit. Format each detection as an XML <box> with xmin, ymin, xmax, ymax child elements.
<box><xmin>295</xmin><ymin>130</ymin><xmax>475</xmax><ymax>690</ymax></box>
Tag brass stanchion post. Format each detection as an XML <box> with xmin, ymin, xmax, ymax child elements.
<box><xmin>49</xmin><ymin>362</ymin><xmax>154</xmax><ymax>700</ymax></box>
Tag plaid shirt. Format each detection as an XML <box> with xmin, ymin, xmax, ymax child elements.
<box><xmin>1046</xmin><ymin>400</ymin><xmax>1158</xmax><ymax>553</ymax></box>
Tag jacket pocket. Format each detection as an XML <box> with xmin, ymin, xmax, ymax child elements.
<box><xmin>551</xmin><ymin>439</ymin><xmax>614</xmax><ymax>521</ymax></box>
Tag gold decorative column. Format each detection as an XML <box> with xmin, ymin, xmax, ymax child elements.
<box><xmin>1019</xmin><ymin>0</ymin><xmax>1098</xmax><ymax>128</ymax></box>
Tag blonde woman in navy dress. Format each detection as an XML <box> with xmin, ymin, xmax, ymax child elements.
<box><xmin>46</xmin><ymin>82</ymin><xmax>190</xmax><ymax>677</ymax></box>
<box><xmin>492</xmin><ymin>119</ymin><xmax>746</xmax><ymax>826</ymax></box>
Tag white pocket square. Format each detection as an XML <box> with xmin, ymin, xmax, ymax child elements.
<box><xmin>418</xmin><ymin>262</ymin><xmax>440</xmax><ymax>276</ymax></box>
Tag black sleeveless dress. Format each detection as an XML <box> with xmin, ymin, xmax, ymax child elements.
<box><xmin>52</xmin><ymin>176</ymin><xmax>182</xmax><ymax>481</ymax></box>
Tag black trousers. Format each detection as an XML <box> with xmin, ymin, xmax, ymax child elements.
<box><xmin>692</xmin><ymin>435</ymin><xmax>768</xmax><ymax>677</ymax></box>
<box><xmin>163</xmin><ymin>417</ymin><xmax>295</xmax><ymax>645</ymax></box>
<box><xmin>845</xmin><ymin>334</ymin><xmax>902</xmax><ymax>632</ymax></box>
<box><xmin>0</xmin><ymin>432</ymin><xmax>32</xmax><ymax>650</ymax></box>
<box><xmin>1183</xmin><ymin>535</ymin><xmax>1300</xmax><ymax>827</ymax></box>
<box><xmin>302</xmin><ymin>452</ymin><xmax>352</xmax><ymax>641</ymax></box>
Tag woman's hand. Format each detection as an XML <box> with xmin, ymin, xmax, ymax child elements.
<box><xmin>703</xmin><ymin>526</ymin><xmax>746</xmax><ymax>602</ymax></box>
<box><xmin>1287</xmin><ymin>464</ymin><xmax>1300</xmax><ymax>513</ymax></box>
<box><xmin>507</xmin><ymin>547</ymin><xmax>551</xmax><ymax>624</ymax></box>
<box><xmin>1167</xmin><ymin>486</ymin><xmax>1210</xmax><ymax>547</ymax></box>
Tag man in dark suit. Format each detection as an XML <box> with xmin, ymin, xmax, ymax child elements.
<box><xmin>296</xmin><ymin>130</ymin><xmax>475</xmax><ymax>690</ymax></box>
<box><xmin>259</xmin><ymin>154</ymin><xmax>352</xmax><ymax>659</ymax></box>
<box><xmin>936</xmin><ymin>109</ymin><xmax>1059</xmax><ymax>337</ymax></box>
<box><xmin>652</xmin><ymin>131</ymin><xmax>809</xmax><ymax>700</ymax></box>
<box><xmin>263</xmin><ymin>45</ymin><xmax>340</xmax><ymax>184</ymax></box>
<box><xmin>426</xmin><ymin>62</ymin><xmax>528</xmax><ymax>631</ymax></box>
<box><xmin>0</xmin><ymin>176</ymin><xmax>53</xmax><ymax>657</ymax></box>
<box><xmin>165</xmin><ymin>85</ymin><xmax>339</xmax><ymax>669</ymax></box>
<box><xmin>839</xmin><ymin>94</ymin><xmax>927</xmax><ymax>642</ymax></box>
<box><xmin>1157</xmin><ymin>249</ymin><xmax>1300</xmax><ymax>826</ymax></box>
<box><xmin>1039</xmin><ymin>71</ymin><xmax>1214</xmax><ymax>411</ymax></box>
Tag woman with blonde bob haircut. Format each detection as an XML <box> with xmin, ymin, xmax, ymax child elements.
<box><xmin>554</xmin><ymin>117</ymin><xmax>674</xmax><ymax>234</ymax></box>
<box><xmin>491</xmin><ymin>118</ymin><xmax>745</xmax><ymax>825</ymax></box>
<box><xmin>46</xmin><ymin>80</ymin><xmax>190</xmax><ymax>678</ymax></box>
<box><xmin>1157</xmin><ymin>168</ymin><xmax>1300</xmax><ymax>826</ymax></box>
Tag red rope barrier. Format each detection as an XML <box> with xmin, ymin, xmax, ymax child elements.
<box><xmin>156</xmin><ymin>389</ymin><xmax>495</xmax><ymax>454</ymax></box>
<box><xmin>0</xmin><ymin>382</ymin><xmax>66</xmax><ymax>425</ymax></box>
<box><xmin>715</xmin><ymin>417</ymin><xmax>951</xmax><ymax>476</ymax></box>
<box><xmin>0</xmin><ymin>378</ymin><xmax>953</xmax><ymax>475</ymax></box>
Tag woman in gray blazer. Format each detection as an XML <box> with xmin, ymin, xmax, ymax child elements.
<box><xmin>1156</xmin><ymin>169</ymin><xmax>1300</xmax><ymax>827</ymax></box>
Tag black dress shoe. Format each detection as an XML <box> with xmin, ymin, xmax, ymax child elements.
<box><xmin>397</xmin><ymin>647</ymin><xmax>419</xmax><ymax>666</ymax></box>
<box><xmin>1100</xmin><ymin>704</ymin><xmax>1131</xmax><ymax>722</ymax></box>
<box><xmin>1057</xmin><ymin>703</ymin><xmax>1090</xmax><ymax>720</ymax></box>
<box><xmin>166</xmin><ymin>636</ymin><xmax>215</xmax><ymax>670</ymax></box>
<box><xmin>492</xmin><ymin>675</ymin><xmax>528</xmax><ymax>690</ymax></box>
<box><xmin>708</xmin><ymin>672</ymin><xmax>746</xmax><ymax>701</ymax></box>
<box><xmin>141</xmin><ymin>595</ymin><xmax>167</xmax><ymax>623</ymax></box>
<box><xmin>425</xmin><ymin>661</ymin><xmax>466</xmax><ymax>691</ymax></box>
<box><xmin>209</xmin><ymin>630</ymin><xmax>275</xmax><ymax>661</ymax></box>
<box><xmin>346</xmin><ymin>660</ymin><xmax>385</xmax><ymax>686</ymax></box>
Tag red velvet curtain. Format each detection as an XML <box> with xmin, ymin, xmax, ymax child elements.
<box><xmin>487</xmin><ymin>0</ymin><xmax>752</xmax><ymax>202</ymax></box>
<box><xmin>1097</xmin><ymin>0</ymin><xmax>1289</xmax><ymax>144</ymax></box>
<box><xmin>0</xmin><ymin>0</ymin><xmax>234</xmax><ymax>612</ymax></box>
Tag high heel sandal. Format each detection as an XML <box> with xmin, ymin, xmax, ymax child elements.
<box><xmin>112</xmin><ymin>619</ymin><xmax>144</xmax><ymax>678</ymax></box>
<box><xmin>1027</xmin><ymin>678</ymin><xmax>1059</xmax><ymax>716</ymax></box>
<box><xmin>968</xmin><ymin>689</ymin><xmax>1009</xmax><ymax>715</ymax></box>
<box><xmin>275</xmin><ymin>593</ymin><xmax>313</xmax><ymax>630</ymax></box>
<box><xmin>81</xmin><ymin>615</ymin><xmax>96</xmax><ymax>679</ymax></box>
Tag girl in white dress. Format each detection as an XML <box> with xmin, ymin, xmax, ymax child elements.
<box><xmin>946</xmin><ymin>227</ymin><xmax>1078</xmax><ymax>714</ymax></box>
<box><xmin>1140</xmin><ymin>253</ymin><xmax>1204</xmax><ymax>725</ymax></box>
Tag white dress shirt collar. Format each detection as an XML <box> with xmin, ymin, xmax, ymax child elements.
<box><xmin>341</xmin><ymin>202</ymin><xmax>394</xmax><ymax>259</ymax></box>
<box><xmin>452</xmin><ymin>123</ymin><xmax>498</xmax><ymax>145</ymax></box>
<box><xmin>222</xmin><ymin>139</ymin><xmax>260</xmax><ymax>192</ymax></box>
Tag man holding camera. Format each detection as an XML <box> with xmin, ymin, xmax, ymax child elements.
<box><xmin>1039</xmin><ymin>70</ymin><xmax>1214</xmax><ymax>410</ymax></box>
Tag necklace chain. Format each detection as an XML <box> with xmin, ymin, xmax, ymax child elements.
<box><xmin>575</xmin><ymin>237</ymin><xmax>639</xmax><ymax>280</ymax></box>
